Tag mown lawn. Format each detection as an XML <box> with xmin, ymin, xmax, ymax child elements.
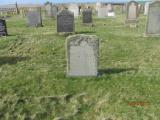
<box><xmin>0</xmin><ymin>11</ymin><xmax>160</xmax><ymax>120</ymax></box>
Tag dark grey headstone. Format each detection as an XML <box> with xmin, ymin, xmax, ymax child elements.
<box><xmin>57</xmin><ymin>10</ymin><xmax>74</xmax><ymax>33</ymax></box>
<box><xmin>0</xmin><ymin>19</ymin><xmax>7</xmax><ymax>36</ymax></box>
<box><xmin>146</xmin><ymin>1</ymin><xmax>160</xmax><ymax>36</ymax></box>
<box><xmin>27</xmin><ymin>10</ymin><xmax>42</xmax><ymax>27</ymax></box>
<box><xmin>82</xmin><ymin>9</ymin><xmax>92</xmax><ymax>24</ymax></box>
<box><xmin>66</xmin><ymin>34</ymin><xmax>99</xmax><ymax>77</ymax></box>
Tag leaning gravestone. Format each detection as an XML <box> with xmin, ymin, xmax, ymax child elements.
<box><xmin>66</xmin><ymin>34</ymin><xmax>99</xmax><ymax>76</ymax></box>
<box><xmin>27</xmin><ymin>9</ymin><xmax>42</xmax><ymax>27</ymax></box>
<box><xmin>57</xmin><ymin>10</ymin><xmax>74</xmax><ymax>33</ymax></box>
<box><xmin>146</xmin><ymin>1</ymin><xmax>160</xmax><ymax>36</ymax></box>
<box><xmin>0</xmin><ymin>19</ymin><xmax>7</xmax><ymax>36</ymax></box>
<box><xmin>82</xmin><ymin>9</ymin><xmax>92</xmax><ymax>24</ymax></box>
<box><xmin>125</xmin><ymin>1</ymin><xmax>138</xmax><ymax>24</ymax></box>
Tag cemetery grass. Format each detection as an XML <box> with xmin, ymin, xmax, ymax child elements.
<box><xmin>0</xmin><ymin>14</ymin><xmax>160</xmax><ymax>120</ymax></box>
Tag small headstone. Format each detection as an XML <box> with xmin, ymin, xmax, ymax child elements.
<box><xmin>27</xmin><ymin>10</ymin><xmax>42</xmax><ymax>27</ymax></box>
<box><xmin>57</xmin><ymin>10</ymin><xmax>74</xmax><ymax>33</ymax></box>
<box><xmin>66</xmin><ymin>34</ymin><xmax>99</xmax><ymax>76</ymax></box>
<box><xmin>125</xmin><ymin>1</ymin><xmax>138</xmax><ymax>24</ymax></box>
<box><xmin>0</xmin><ymin>19</ymin><xmax>7</xmax><ymax>36</ymax></box>
<box><xmin>68</xmin><ymin>4</ymin><xmax>79</xmax><ymax>17</ymax></box>
<box><xmin>82</xmin><ymin>9</ymin><xmax>92</xmax><ymax>24</ymax></box>
<box><xmin>145</xmin><ymin>1</ymin><xmax>160</xmax><ymax>36</ymax></box>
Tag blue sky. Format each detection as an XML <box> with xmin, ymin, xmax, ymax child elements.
<box><xmin>0</xmin><ymin>0</ymin><xmax>147</xmax><ymax>5</ymax></box>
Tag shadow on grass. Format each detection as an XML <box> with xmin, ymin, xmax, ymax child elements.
<box><xmin>99</xmin><ymin>68</ymin><xmax>137</xmax><ymax>75</ymax></box>
<box><xmin>75</xmin><ymin>31</ymin><xmax>96</xmax><ymax>34</ymax></box>
<box><xmin>0</xmin><ymin>56</ymin><xmax>30</xmax><ymax>66</ymax></box>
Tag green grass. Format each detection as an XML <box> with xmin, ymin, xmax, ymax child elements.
<box><xmin>0</xmin><ymin>12</ymin><xmax>160</xmax><ymax>120</ymax></box>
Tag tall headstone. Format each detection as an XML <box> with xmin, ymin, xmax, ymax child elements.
<box><xmin>68</xmin><ymin>4</ymin><xmax>79</xmax><ymax>17</ymax></box>
<box><xmin>145</xmin><ymin>1</ymin><xmax>160</xmax><ymax>36</ymax></box>
<box><xmin>57</xmin><ymin>10</ymin><xmax>74</xmax><ymax>33</ymax></box>
<box><xmin>45</xmin><ymin>3</ymin><xmax>53</xmax><ymax>17</ymax></box>
<box><xmin>144</xmin><ymin>2</ymin><xmax>151</xmax><ymax>15</ymax></box>
<box><xmin>125</xmin><ymin>1</ymin><xmax>138</xmax><ymax>24</ymax></box>
<box><xmin>66</xmin><ymin>34</ymin><xmax>99</xmax><ymax>76</ymax></box>
<box><xmin>52</xmin><ymin>5</ymin><xmax>58</xmax><ymax>17</ymax></box>
<box><xmin>27</xmin><ymin>8</ymin><xmax>42</xmax><ymax>27</ymax></box>
<box><xmin>97</xmin><ymin>7</ymin><xmax>108</xmax><ymax>18</ymax></box>
<box><xmin>0</xmin><ymin>19</ymin><xmax>7</xmax><ymax>36</ymax></box>
<box><xmin>82</xmin><ymin>9</ymin><xmax>92</xmax><ymax>24</ymax></box>
<box><xmin>122</xmin><ymin>4</ymin><xmax>126</xmax><ymax>13</ymax></box>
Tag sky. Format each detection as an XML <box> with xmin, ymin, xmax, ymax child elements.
<box><xmin>0</xmin><ymin>0</ymin><xmax>148</xmax><ymax>5</ymax></box>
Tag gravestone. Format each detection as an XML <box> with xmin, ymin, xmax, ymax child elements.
<box><xmin>45</xmin><ymin>3</ymin><xmax>53</xmax><ymax>17</ymax></box>
<box><xmin>27</xmin><ymin>9</ymin><xmax>42</xmax><ymax>27</ymax></box>
<box><xmin>82</xmin><ymin>9</ymin><xmax>92</xmax><ymax>24</ymax></box>
<box><xmin>146</xmin><ymin>1</ymin><xmax>160</xmax><ymax>36</ymax></box>
<box><xmin>144</xmin><ymin>2</ymin><xmax>151</xmax><ymax>15</ymax></box>
<box><xmin>66</xmin><ymin>34</ymin><xmax>99</xmax><ymax>76</ymax></box>
<box><xmin>107</xmin><ymin>4</ymin><xmax>113</xmax><ymax>12</ymax></box>
<box><xmin>57</xmin><ymin>10</ymin><xmax>74</xmax><ymax>33</ymax></box>
<box><xmin>97</xmin><ymin>7</ymin><xmax>108</xmax><ymax>18</ymax></box>
<box><xmin>52</xmin><ymin>5</ymin><xmax>58</xmax><ymax>17</ymax></box>
<box><xmin>122</xmin><ymin>4</ymin><xmax>126</xmax><ymax>13</ymax></box>
<box><xmin>126</xmin><ymin>1</ymin><xmax>138</xmax><ymax>24</ymax></box>
<box><xmin>0</xmin><ymin>19</ymin><xmax>7</xmax><ymax>36</ymax></box>
<box><xmin>68</xmin><ymin>4</ymin><xmax>79</xmax><ymax>17</ymax></box>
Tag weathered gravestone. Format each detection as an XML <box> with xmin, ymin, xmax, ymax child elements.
<box><xmin>66</xmin><ymin>34</ymin><xmax>99</xmax><ymax>76</ymax></box>
<box><xmin>82</xmin><ymin>9</ymin><xmax>92</xmax><ymax>24</ymax></box>
<box><xmin>27</xmin><ymin>9</ymin><xmax>42</xmax><ymax>27</ymax></box>
<box><xmin>57</xmin><ymin>10</ymin><xmax>74</xmax><ymax>33</ymax></box>
<box><xmin>126</xmin><ymin>1</ymin><xmax>138</xmax><ymax>24</ymax></box>
<box><xmin>146</xmin><ymin>1</ymin><xmax>160</xmax><ymax>36</ymax></box>
<box><xmin>0</xmin><ymin>19</ymin><xmax>7</xmax><ymax>36</ymax></box>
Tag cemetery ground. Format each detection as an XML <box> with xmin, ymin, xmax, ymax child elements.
<box><xmin>0</xmin><ymin>13</ymin><xmax>160</xmax><ymax>120</ymax></box>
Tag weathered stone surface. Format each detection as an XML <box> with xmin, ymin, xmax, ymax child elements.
<box><xmin>82</xmin><ymin>9</ymin><xmax>92</xmax><ymax>23</ymax></box>
<box><xmin>126</xmin><ymin>1</ymin><xmax>138</xmax><ymax>24</ymax></box>
<box><xmin>57</xmin><ymin>10</ymin><xmax>74</xmax><ymax>33</ymax></box>
<box><xmin>0</xmin><ymin>19</ymin><xmax>7</xmax><ymax>36</ymax></box>
<box><xmin>146</xmin><ymin>1</ymin><xmax>160</xmax><ymax>36</ymax></box>
<box><xmin>66</xmin><ymin>34</ymin><xmax>99</xmax><ymax>76</ymax></box>
<box><xmin>27</xmin><ymin>10</ymin><xmax>42</xmax><ymax>27</ymax></box>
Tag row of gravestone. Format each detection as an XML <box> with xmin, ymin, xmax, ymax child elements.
<box><xmin>1</xmin><ymin>1</ymin><xmax>160</xmax><ymax>36</ymax></box>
